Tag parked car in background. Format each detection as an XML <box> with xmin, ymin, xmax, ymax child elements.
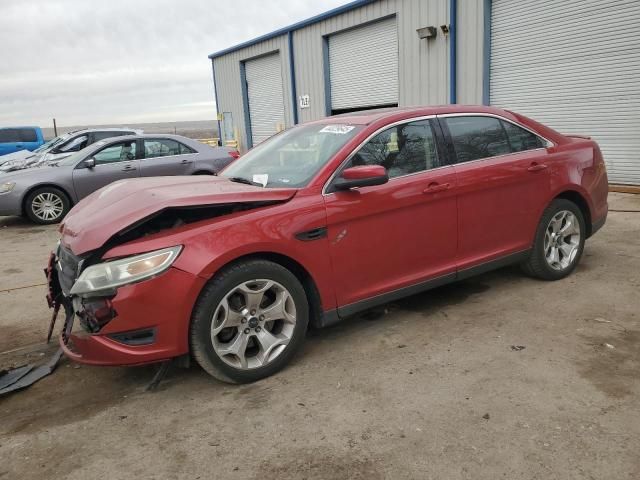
<box><xmin>45</xmin><ymin>105</ymin><xmax>608</xmax><ymax>384</ymax></box>
<box><xmin>0</xmin><ymin>127</ymin><xmax>44</xmax><ymax>156</ymax></box>
<box><xmin>0</xmin><ymin>128</ymin><xmax>142</xmax><ymax>173</ymax></box>
<box><xmin>0</xmin><ymin>134</ymin><xmax>239</xmax><ymax>224</ymax></box>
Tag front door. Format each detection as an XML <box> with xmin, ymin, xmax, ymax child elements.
<box><xmin>72</xmin><ymin>139</ymin><xmax>140</xmax><ymax>199</ymax></box>
<box><xmin>440</xmin><ymin>115</ymin><xmax>552</xmax><ymax>270</ymax></box>
<box><xmin>324</xmin><ymin>118</ymin><xmax>458</xmax><ymax>310</ymax></box>
<box><xmin>138</xmin><ymin>138</ymin><xmax>194</xmax><ymax>177</ymax></box>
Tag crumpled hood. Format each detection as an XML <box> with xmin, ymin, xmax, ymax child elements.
<box><xmin>61</xmin><ymin>176</ymin><xmax>298</xmax><ymax>255</ymax></box>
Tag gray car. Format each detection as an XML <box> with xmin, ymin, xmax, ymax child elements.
<box><xmin>0</xmin><ymin>134</ymin><xmax>239</xmax><ymax>224</ymax></box>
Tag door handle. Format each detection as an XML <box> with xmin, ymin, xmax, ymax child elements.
<box><xmin>527</xmin><ymin>163</ymin><xmax>548</xmax><ymax>172</ymax></box>
<box><xmin>423</xmin><ymin>182</ymin><xmax>451</xmax><ymax>194</ymax></box>
<box><xmin>181</xmin><ymin>159</ymin><xmax>192</xmax><ymax>164</ymax></box>
<box><xmin>121</xmin><ymin>164</ymin><xmax>136</xmax><ymax>172</ymax></box>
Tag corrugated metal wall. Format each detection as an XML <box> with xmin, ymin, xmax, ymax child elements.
<box><xmin>212</xmin><ymin>0</ymin><xmax>485</xmax><ymax>150</ymax></box>
<box><xmin>212</xmin><ymin>36</ymin><xmax>293</xmax><ymax>152</ymax></box>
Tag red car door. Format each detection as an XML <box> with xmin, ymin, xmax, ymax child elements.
<box><xmin>440</xmin><ymin>115</ymin><xmax>552</xmax><ymax>271</ymax></box>
<box><xmin>323</xmin><ymin>118</ymin><xmax>458</xmax><ymax>311</ymax></box>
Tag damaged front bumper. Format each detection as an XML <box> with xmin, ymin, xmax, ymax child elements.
<box><xmin>45</xmin><ymin>245</ymin><xmax>206</xmax><ymax>366</ymax></box>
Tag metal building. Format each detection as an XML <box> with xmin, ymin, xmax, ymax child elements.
<box><xmin>209</xmin><ymin>0</ymin><xmax>640</xmax><ymax>185</ymax></box>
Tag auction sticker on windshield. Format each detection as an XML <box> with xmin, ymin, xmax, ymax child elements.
<box><xmin>319</xmin><ymin>125</ymin><xmax>356</xmax><ymax>134</ymax></box>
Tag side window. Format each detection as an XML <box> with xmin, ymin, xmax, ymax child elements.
<box><xmin>445</xmin><ymin>116</ymin><xmax>510</xmax><ymax>163</ymax></box>
<box><xmin>58</xmin><ymin>135</ymin><xmax>88</xmax><ymax>153</ymax></box>
<box><xmin>92</xmin><ymin>141</ymin><xmax>137</xmax><ymax>164</ymax></box>
<box><xmin>349</xmin><ymin>120</ymin><xmax>440</xmax><ymax>178</ymax></box>
<box><xmin>0</xmin><ymin>129</ymin><xmax>19</xmax><ymax>143</ymax></box>
<box><xmin>501</xmin><ymin>120</ymin><xmax>545</xmax><ymax>152</ymax></box>
<box><xmin>18</xmin><ymin>128</ymin><xmax>38</xmax><ymax>142</ymax></box>
<box><xmin>144</xmin><ymin>139</ymin><xmax>181</xmax><ymax>158</ymax></box>
<box><xmin>92</xmin><ymin>131</ymin><xmax>124</xmax><ymax>142</ymax></box>
<box><xmin>179</xmin><ymin>142</ymin><xmax>196</xmax><ymax>154</ymax></box>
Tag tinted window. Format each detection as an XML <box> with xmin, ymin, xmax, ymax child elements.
<box><xmin>0</xmin><ymin>128</ymin><xmax>37</xmax><ymax>143</ymax></box>
<box><xmin>445</xmin><ymin>116</ymin><xmax>510</xmax><ymax>162</ymax></box>
<box><xmin>92</xmin><ymin>131</ymin><xmax>129</xmax><ymax>142</ymax></box>
<box><xmin>92</xmin><ymin>141</ymin><xmax>137</xmax><ymax>164</ymax></box>
<box><xmin>501</xmin><ymin>120</ymin><xmax>545</xmax><ymax>152</ymax></box>
<box><xmin>58</xmin><ymin>135</ymin><xmax>88</xmax><ymax>153</ymax></box>
<box><xmin>144</xmin><ymin>139</ymin><xmax>182</xmax><ymax>158</ymax></box>
<box><xmin>348</xmin><ymin>120</ymin><xmax>440</xmax><ymax>178</ymax></box>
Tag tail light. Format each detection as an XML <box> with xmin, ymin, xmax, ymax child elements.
<box><xmin>229</xmin><ymin>150</ymin><xmax>240</xmax><ymax>160</ymax></box>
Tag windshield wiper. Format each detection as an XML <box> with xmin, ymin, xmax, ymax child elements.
<box><xmin>227</xmin><ymin>176</ymin><xmax>264</xmax><ymax>187</ymax></box>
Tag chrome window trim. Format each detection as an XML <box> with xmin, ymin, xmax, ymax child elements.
<box><xmin>322</xmin><ymin>115</ymin><xmax>443</xmax><ymax>196</ymax></box>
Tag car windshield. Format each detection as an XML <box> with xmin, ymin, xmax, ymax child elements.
<box><xmin>34</xmin><ymin>134</ymin><xmax>69</xmax><ymax>153</ymax></box>
<box><xmin>55</xmin><ymin>149</ymin><xmax>87</xmax><ymax>166</ymax></box>
<box><xmin>221</xmin><ymin>123</ymin><xmax>363</xmax><ymax>188</ymax></box>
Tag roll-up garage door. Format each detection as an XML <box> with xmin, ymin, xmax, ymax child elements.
<box><xmin>245</xmin><ymin>53</ymin><xmax>286</xmax><ymax>146</ymax></box>
<box><xmin>329</xmin><ymin>17</ymin><xmax>399</xmax><ymax>112</ymax></box>
<box><xmin>490</xmin><ymin>0</ymin><xmax>640</xmax><ymax>185</ymax></box>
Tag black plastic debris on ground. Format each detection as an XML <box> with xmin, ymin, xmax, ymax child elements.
<box><xmin>510</xmin><ymin>345</ymin><xmax>526</xmax><ymax>351</ymax></box>
<box><xmin>0</xmin><ymin>348</ymin><xmax>63</xmax><ymax>396</ymax></box>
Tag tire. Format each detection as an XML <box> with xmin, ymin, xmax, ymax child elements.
<box><xmin>190</xmin><ymin>259</ymin><xmax>309</xmax><ymax>383</ymax></box>
<box><xmin>521</xmin><ymin>199</ymin><xmax>586</xmax><ymax>280</ymax></box>
<box><xmin>24</xmin><ymin>187</ymin><xmax>71</xmax><ymax>225</ymax></box>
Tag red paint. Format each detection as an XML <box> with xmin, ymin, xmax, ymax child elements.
<box><xmin>54</xmin><ymin>105</ymin><xmax>609</xmax><ymax>367</ymax></box>
<box><xmin>341</xmin><ymin>165</ymin><xmax>386</xmax><ymax>180</ymax></box>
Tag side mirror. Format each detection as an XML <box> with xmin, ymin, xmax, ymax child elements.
<box><xmin>333</xmin><ymin>165</ymin><xmax>389</xmax><ymax>191</ymax></box>
<box><xmin>85</xmin><ymin>157</ymin><xmax>96</xmax><ymax>169</ymax></box>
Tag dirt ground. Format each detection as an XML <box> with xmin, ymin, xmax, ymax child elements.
<box><xmin>1</xmin><ymin>193</ymin><xmax>639</xmax><ymax>480</ymax></box>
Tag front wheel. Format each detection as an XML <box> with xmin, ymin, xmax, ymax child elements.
<box><xmin>190</xmin><ymin>259</ymin><xmax>309</xmax><ymax>383</ymax></box>
<box><xmin>522</xmin><ymin>199</ymin><xmax>585</xmax><ymax>280</ymax></box>
<box><xmin>24</xmin><ymin>187</ymin><xmax>71</xmax><ymax>224</ymax></box>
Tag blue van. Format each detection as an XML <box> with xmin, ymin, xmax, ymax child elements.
<box><xmin>0</xmin><ymin>127</ymin><xmax>45</xmax><ymax>156</ymax></box>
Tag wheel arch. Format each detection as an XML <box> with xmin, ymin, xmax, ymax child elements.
<box><xmin>197</xmin><ymin>251</ymin><xmax>325</xmax><ymax>329</ymax></box>
<box><xmin>553</xmin><ymin>190</ymin><xmax>592</xmax><ymax>237</ymax></box>
<box><xmin>21</xmin><ymin>183</ymin><xmax>74</xmax><ymax>215</ymax></box>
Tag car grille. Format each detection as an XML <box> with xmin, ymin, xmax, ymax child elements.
<box><xmin>56</xmin><ymin>244</ymin><xmax>83</xmax><ymax>295</ymax></box>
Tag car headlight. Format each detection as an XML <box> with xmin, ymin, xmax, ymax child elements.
<box><xmin>0</xmin><ymin>182</ymin><xmax>16</xmax><ymax>193</ymax></box>
<box><xmin>70</xmin><ymin>246</ymin><xmax>182</xmax><ymax>296</ymax></box>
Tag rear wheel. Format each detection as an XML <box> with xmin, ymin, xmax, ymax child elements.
<box><xmin>522</xmin><ymin>199</ymin><xmax>585</xmax><ymax>280</ymax></box>
<box><xmin>190</xmin><ymin>259</ymin><xmax>309</xmax><ymax>383</ymax></box>
<box><xmin>24</xmin><ymin>187</ymin><xmax>70</xmax><ymax>224</ymax></box>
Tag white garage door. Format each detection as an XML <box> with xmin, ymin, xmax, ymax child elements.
<box><xmin>245</xmin><ymin>53</ymin><xmax>286</xmax><ymax>146</ymax></box>
<box><xmin>329</xmin><ymin>17</ymin><xmax>399</xmax><ymax>112</ymax></box>
<box><xmin>490</xmin><ymin>0</ymin><xmax>640</xmax><ymax>185</ymax></box>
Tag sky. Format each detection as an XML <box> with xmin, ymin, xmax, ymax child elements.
<box><xmin>0</xmin><ymin>0</ymin><xmax>350</xmax><ymax>128</ymax></box>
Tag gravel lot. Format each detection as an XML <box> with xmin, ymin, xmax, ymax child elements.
<box><xmin>1</xmin><ymin>193</ymin><xmax>639</xmax><ymax>480</ymax></box>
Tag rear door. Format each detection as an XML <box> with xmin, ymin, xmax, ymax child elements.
<box><xmin>0</xmin><ymin>128</ymin><xmax>24</xmax><ymax>155</ymax></box>
<box><xmin>72</xmin><ymin>139</ymin><xmax>140</xmax><ymax>199</ymax></box>
<box><xmin>440</xmin><ymin>114</ymin><xmax>551</xmax><ymax>271</ymax></box>
<box><xmin>139</xmin><ymin>138</ymin><xmax>195</xmax><ymax>177</ymax></box>
<box><xmin>324</xmin><ymin>118</ymin><xmax>458</xmax><ymax>309</ymax></box>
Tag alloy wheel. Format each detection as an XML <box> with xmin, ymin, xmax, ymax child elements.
<box><xmin>210</xmin><ymin>279</ymin><xmax>297</xmax><ymax>370</ymax></box>
<box><xmin>543</xmin><ymin>210</ymin><xmax>581</xmax><ymax>271</ymax></box>
<box><xmin>31</xmin><ymin>192</ymin><xmax>64</xmax><ymax>221</ymax></box>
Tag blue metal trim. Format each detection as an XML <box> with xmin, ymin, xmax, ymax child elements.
<box><xmin>287</xmin><ymin>31</ymin><xmax>299</xmax><ymax>125</ymax></box>
<box><xmin>239</xmin><ymin>61</ymin><xmax>253</xmax><ymax>150</ymax></box>
<box><xmin>322</xmin><ymin>36</ymin><xmax>332</xmax><ymax>116</ymax></box>
<box><xmin>449</xmin><ymin>0</ymin><xmax>457</xmax><ymax>104</ymax></box>
<box><xmin>482</xmin><ymin>0</ymin><xmax>492</xmax><ymax>105</ymax></box>
<box><xmin>210</xmin><ymin>60</ymin><xmax>222</xmax><ymax>142</ymax></box>
<box><xmin>208</xmin><ymin>0</ymin><xmax>375</xmax><ymax>59</ymax></box>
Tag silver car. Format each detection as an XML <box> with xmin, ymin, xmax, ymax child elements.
<box><xmin>0</xmin><ymin>128</ymin><xmax>142</xmax><ymax>173</ymax></box>
<box><xmin>0</xmin><ymin>134</ymin><xmax>239</xmax><ymax>224</ymax></box>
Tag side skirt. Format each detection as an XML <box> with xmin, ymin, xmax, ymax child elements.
<box><xmin>319</xmin><ymin>249</ymin><xmax>531</xmax><ymax>326</ymax></box>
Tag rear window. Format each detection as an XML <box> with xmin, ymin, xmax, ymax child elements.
<box><xmin>0</xmin><ymin>128</ymin><xmax>37</xmax><ymax>143</ymax></box>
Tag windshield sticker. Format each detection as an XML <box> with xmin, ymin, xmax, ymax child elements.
<box><xmin>319</xmin><ymin>125</ymin><xmax>356</xmax><ymax>135</ymax></box>
<box><xmin>252</xmin><ymin>174</ymin><xmax>269</xmax><ymax>187</ymax></box>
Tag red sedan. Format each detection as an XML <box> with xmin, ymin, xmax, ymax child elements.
<box><xmin>47</xmin><ymin>106</ymin><xmax>608</xmax><ymax>383</ymax></box>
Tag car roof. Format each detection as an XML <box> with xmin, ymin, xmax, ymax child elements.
<box><xmin>308</xmin><ymin>105</ymin><xmax>520</xmax><ymax>126</ymax></box>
